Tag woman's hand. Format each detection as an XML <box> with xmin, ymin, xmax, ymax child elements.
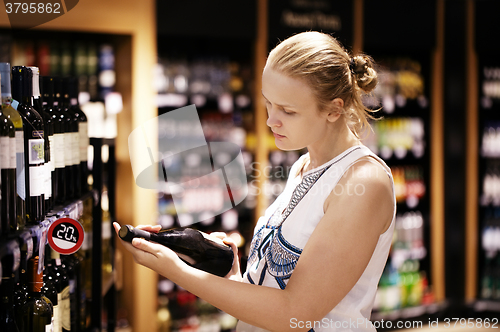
<box><xmin>210</xmin><ymin>232</ymin><xmax>242</xmax><ymax>282</ymax></box>
<box><xmin>113</xmin><ymin>222</ymin><xmax>183</xmax><ymax>277</ymax></box>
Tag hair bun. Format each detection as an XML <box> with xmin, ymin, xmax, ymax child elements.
<box><xmin>350</xmin><ymin>55</ymin><xmax>378</xmax><ymax>93</ymax></box>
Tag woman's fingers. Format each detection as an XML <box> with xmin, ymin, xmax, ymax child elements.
<box><xmin>210</xmin><ymin>232</ymin><xmax>227</xmax><ymax>240</ymax></box>
<box><xmin>135</xmin><ymin>224</ymin><xmax>162</xmax><ymax>233</ymax></box>
<box><xmin>112</xmin><ymin>222</ymin><xmax>161</xmax><ymax>234</ymax></box>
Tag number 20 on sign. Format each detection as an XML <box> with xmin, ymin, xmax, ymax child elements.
<box><xmin>47</xmin><ymin>218</ymin><xmax>85</xmax><ymax>254</ymax></box>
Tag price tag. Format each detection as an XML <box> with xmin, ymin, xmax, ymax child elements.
<box><xmin>47</xmin><ymin>218</ymin><xmax>85</xmax><ymax>254</ymax></box>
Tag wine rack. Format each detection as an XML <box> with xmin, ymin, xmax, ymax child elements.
<box><xmin>474</xmin><ymin>53</ymin><xmax>500</xmax><ymax>313</ymax></box>
<box><xmin>153</xmin><ymin>36</ymin><xmax>256</xmax><ymax>331</ymax></box>
<box><xmin>362</xmin><ymin>55</ymin><xmax>437</xmax><ymax>321</ymax></box>
<box><xmin>0</xmin><ymin>136</ymin><xmax>116</xmax><ymax>332</ymax></box>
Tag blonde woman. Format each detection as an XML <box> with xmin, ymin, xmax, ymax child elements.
<box><xmin>115</xmin><ymin>31</ymin><xmax>395</xmax><ymax>332</ymax></box>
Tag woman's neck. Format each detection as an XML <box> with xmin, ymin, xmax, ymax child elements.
<box><xmin>304</xmin><ymin>119</ymin><xmax>360</xmax><ymax>173</ymax></box>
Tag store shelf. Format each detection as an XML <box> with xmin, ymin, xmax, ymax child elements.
<box><xmin>372</xmin><ymin>302</ymin><xmax>447</xmax><ymax>322</ymax></box>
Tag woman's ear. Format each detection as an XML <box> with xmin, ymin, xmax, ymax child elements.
<box><xmin>325</xmin><ymin>98</ymin><xmax>344</xmax><ymax>123</ymax></box>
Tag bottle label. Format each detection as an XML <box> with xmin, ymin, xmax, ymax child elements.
<box><xmin>45</xmin><ymin>162</ymin><xmax>52</xmax><ymax>198</ymax></box>
<box><xmin>53</xmin><ymin>133</ymin><xmax>65</xmax><ymax>168</ymax></box>
<box><xmin>72</xmin><ymin>132</ymin><xmax>80</xmax><ymax>165</ymax></box>
<box><xmin>79</xmin><ymin>122</ymin><xmax>88</xmax><ymax>162</ymax></box>
<box><xmin>61</xmin><ymin>285</ymin><xmax>71</xmax><ymax>330</ymax></box>
<box><xmin>0</xmin><ymin>136</ymin><xmax>9</xmax><ymax>169</ymax></box>
<box><xmin>53</xmin><ymin>304</ymin><xmax>60</xmax><ymax>332</ymax></box>
<box><xmin>45</xmin><ymin>322</ymin><xmax>53</xmax><ymax>332</ymax></box>
<box><xmin>48</xmin><ymin>135</ymin><xmax>55</xmax><ymax>172</ymax></box>
<box><xmin>32</xmin><ymin>130</ymin><xmax>44</xmax><ymax>138</ymax></box>
<box><xmin>11</xmin><ymin>99</ymin><xmax>19</xmax><ymax>110</ymax></box>
<box><xmin>64</xmin><ymin>133</ymin><xmax>72</xmax><ymax>166</ymax></box>
<box><xmin>16</xmin><ymin>131</ymin><xmax>25</xmax><ymax>200</ymax></box>
<box><xmin>28</xmin><ymin>138</ymin><xmax>44</xmax><ymax>165</ymax></box>
<box><xmin>1</xmin><ymin>95</ymin><xmax>12</xmax><ymax>107</ymax></box>
<box><xmin>9</xmin><ymin>136</ymin><xmax>16</xmax><ymax>169</ymax></box>
<box><xmin>29</xmin><ymin>164</ymin><xmax>45</xmax><ymax>196</ymax></box>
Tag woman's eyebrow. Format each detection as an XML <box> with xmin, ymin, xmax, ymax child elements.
<box><xmin>261</xmin><ymin>91</ymin><xmax>296</xmax><ymax>109</ymax></box>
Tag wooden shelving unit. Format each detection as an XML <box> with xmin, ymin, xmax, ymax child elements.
<box><xmin>0</xmin><ymin>1</ymin><xmax>158</xmax><ymax>330</ymax></box>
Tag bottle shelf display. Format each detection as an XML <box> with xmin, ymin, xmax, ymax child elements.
<box><xmin>362</xmin><ymin>57</ymin><xmax>435</xmax><ymax>319</ymax></box>
<box><xmin>153</xmin><ymin>41</ymin><xmax>255</xmax><ymax>330</ymax></box>
<box><xmin>0</xmin><ymin>30</ymin><xmax>119</xmax><ymax>331</ymax></box>
<box><xmin>477</xmin><ymin>57</ymin><xmax>500</xmax><ymax>310</ymax></box>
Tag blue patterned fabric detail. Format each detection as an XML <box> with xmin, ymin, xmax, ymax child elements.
<box><xmin>245</xmin><ymin>148</ymin><xmax>361</xmax><ymax>289</ymax></box>
<box><xmin>267</xmin><ymin>165</ymin><xmax>331</xmax><ymax>228</ymax></box>
<box><xmin>247</xmin><ymin>224</ymin><xmax>265</xmax><ymax>267</ymax></box>
<box><xmin>266</xmin><ymin>227</ymin><xmax>302</xmax><ymax>278</ymax></box>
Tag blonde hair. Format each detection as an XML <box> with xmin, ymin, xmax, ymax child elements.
<box><xmin>266</xmin><ymin>31</ymin><xmax>378</xmax><ymax>137</ymax></box>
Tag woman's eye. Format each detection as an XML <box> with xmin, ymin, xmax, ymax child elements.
<box><xmin>282</xmin><ymin>109</ymin><xmax>294</xmax><ymax>115</ymax></box>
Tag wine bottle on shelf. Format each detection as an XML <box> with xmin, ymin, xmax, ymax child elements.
<box><xmin>0</xmin><ymin>100</ymin><xmax>16</xmax><ymax>236</ymax></box>
<box><xmin>29</xmin><ymin>66</ymin><xmax>54</xmax><ymax>213</ymax></box>
<box><xmin>61</xmin><ymin>252</ymin><xmax>81</xmax><ymax>332</ymax></box>
<box><xmin>78</xmin><ymin>196</ymin><xmax>93</xmax><ymax>330</ymax></box>
<box><xmin>101</xmin><ymin>188</ymin><xmax>113</xmax><ymax>281</ymax></box>
<box><xmin>63</xmin><ymin>77</ymin><xmax>81</xmax><ymax>198</ymax></box>
<box><xmin>118</xmin><ymin>224</ymin><xmax>234</xmax><ymax>277</ymax></box>
<box><xmin>46</xmin><ymin>248</ymin><xmax>71</xmax><ymax>332</ymax></box>
<box><xmin>42</xmin><ymin>76</ymin><xmax>65</xmax><ymax>205</ymax></box>
<box><xmin>11</xmin><ymin>66</ymin><xmax>45</xmax><ymax>225</ymax></box>
<box><xmin>42</xmin><ymin>246</ymin><xmax>60</xmax><ymax>332</ymax></box>
<box><xmin>1</xmin><ymin>272</ymin><xmax>21</xmax><ymax>331</ymax></box>
<box><xmin>54</xmin><ymin>77</ymin><xmax>74</xmax><ymax>201</ymax></box>
<box><xmin>17</xmin><ymin>256</ymin><xmax>53</xmax><ymax>332</ymax></box>
<box><xmin>12</xmin><ymin>244</ymin><xmax>28</xmax><ymax>328</ymax></box>
<box><xmin>68</xmin><ymin>76</ymin><xmax>89</xmax><ymax>195</ymax></box>
<box><xmin>0</xmin><ymin>62</ymin><xmax>26</xmax><ymax>231</ymax></box>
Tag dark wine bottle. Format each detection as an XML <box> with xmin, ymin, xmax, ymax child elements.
<box><xmin>42</xmin><ymin>76</ymin><xmax>66</xmax><ymax>205</ymax></box>
<box><xmin>63</xmin><ymin>77</ymin><xmax>81</xmax><ymax>198</ymax></box>
<box><xmin>46</xmin><ymin>248</ymin><xmax>71</xmax><ymax>332</ymax></box>
<box><xmin>119</xmin><ymin>225</ymin><xmax>234</xmax><ymax>277</ymax></box>
<box><xmin>0</xmin><ymin>273</ymin><xmax>21</xmax><ymax>331</ymax></box>
<box><xmin>54</xmin><ymin>77</ymin><xmax>74</xmax><ymax>201</ymax></box>
<box><xmin>18</xmin><ymin>256</ymin><xmax>53</xmax><ymax>332</ymax></box>
<box><xmin>68</xmin><ymin>76</ymin><xmax>88</xmax><ymax>195</ymax></box>
<box><xmin>61</xmin><ymin>253</ymin><xmax>81</xmax><ymax>332</ymax></box>
<box><xmin>30</xmin><ymin>67</ymin><xmax>54</xmax><ymax>212</ymax></box>
<box><xmin>1</xmin><ymin>62</ymin><xmax>27</xmax><ymax>231</ymax></box>
<box><xmin>43</xmin><ymin>245</ymin><xmax>59</xmax><ymax>332</ymax></box>
<box><xmin>0</xmin><ymin>103</ymin><xmax>16</xmax><ymax>236</ymax></box>
<box><xmin>11</xmin><ymin>66</ymin><xmax>45</xmax><ymax>224</ymax></box>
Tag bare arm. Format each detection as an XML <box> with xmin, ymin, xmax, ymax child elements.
<box><xmin>116</xmin><ymin>161</ymin><xmax>393</xmax><ymax>331</ymax></box>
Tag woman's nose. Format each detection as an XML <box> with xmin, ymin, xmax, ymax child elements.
<box><xmin>266</xmin><ymin>108</ymin><xmax>282</xmax><ymax>128</ymax></box>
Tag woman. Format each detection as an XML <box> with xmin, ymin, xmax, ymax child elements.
<box><xmin>114</xmin><ymin>31</ymin><xmax>395</xmax><ymax>331</ymax></box>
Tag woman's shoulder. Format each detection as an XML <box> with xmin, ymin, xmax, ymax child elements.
<box><xmin>324</xmin><ymin>157</ymin><xmax>394</xmax><ymax>233</ymax></box>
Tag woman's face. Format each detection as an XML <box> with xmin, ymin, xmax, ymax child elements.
<box><xmin>262</xmin><ymin>67</ymin><xmax>332</xmax><ymax>151</ymax></box>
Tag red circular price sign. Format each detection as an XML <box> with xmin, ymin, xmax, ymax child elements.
<box><xmin>48</xmin><ymin>218</ymin><xmax>84</xmax><ymax>254</ymax></box>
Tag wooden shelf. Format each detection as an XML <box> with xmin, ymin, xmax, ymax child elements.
<box><xmin>0</xmin><ymin>2</ymin><xmax>158</xmax><ymax>331</ymax></box>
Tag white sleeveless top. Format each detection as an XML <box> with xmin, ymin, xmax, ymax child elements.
<box><xmin>236</xmin><ymin>145</ymin><xmax>396</xmax><ymax>332</ymax></box>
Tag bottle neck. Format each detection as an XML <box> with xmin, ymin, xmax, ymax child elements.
<box><xmin>28</xmin><ymin>257</ymin><xmax>43</xmax><ymax>293</ymax></box>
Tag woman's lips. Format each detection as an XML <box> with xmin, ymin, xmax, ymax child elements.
<box><xmin>273</xmin><ymin>132</ymin><xmax>286</xmax><ymax>139</ymax></box>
